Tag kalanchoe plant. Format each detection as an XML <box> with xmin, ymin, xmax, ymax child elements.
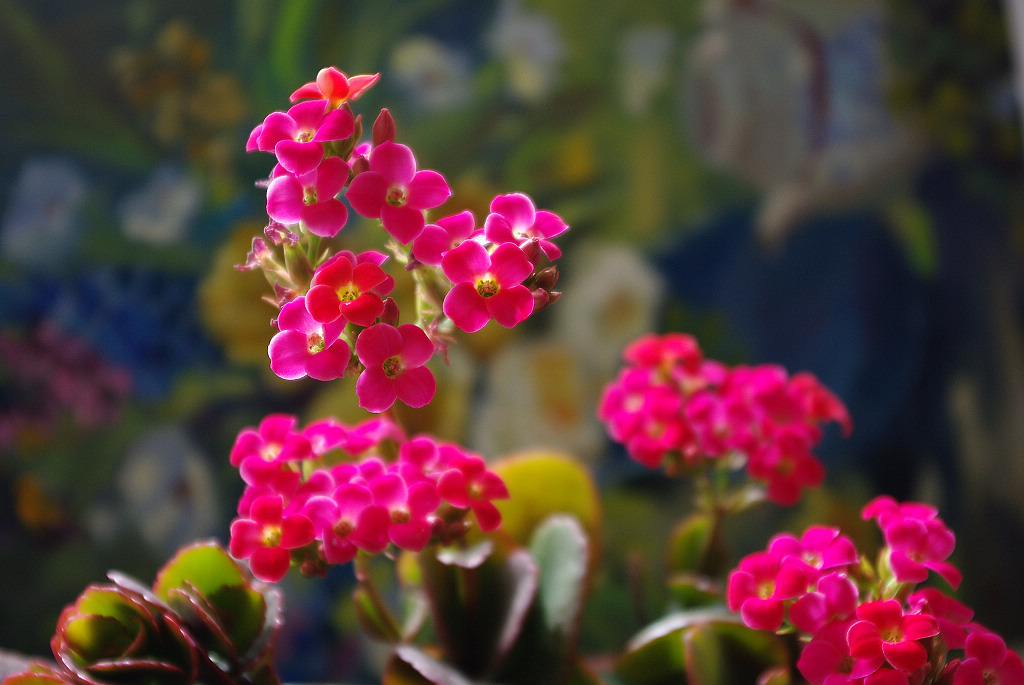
<box><xmin>3</xmin><ymin>541</ymin><xmax>282</xmax><ymax>685</ymax></box>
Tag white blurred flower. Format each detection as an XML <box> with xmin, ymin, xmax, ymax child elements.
<box><xmin>486</xmin><ymin>0</ymin><xmax>565</xmax><ymax>103</ymax></box>
<box><xmin>619</xmin><ymin>25</ymin><xmax>675</xmax><ymax>116</ymax></box>
<box><xmin>470</xmin><ymin>338</ymin><xmax>606</xmax><ymax>461</ymax></box>
<box><xmin>553</xmin><ymin>241</ymin><xmax>665</xmax><ymax>376</ymax></box>
<box><xmin>390</xmin><ymin>35</ymin><xmax>471</xmax><ymax>111</ymax></box>
<box><xmin>1</xmin><ymin>157</ymin><xmax>88</xmax><ymax>269</ymax></box>
<box><xmin>116</xmin><ymin>425</ymin><xmax>219</xmax><ymax>555</ymax></box>
<box><xmin>118</xmin><ymin>163</ymin><xmax>202</xmax><ymax>245</ymax></box>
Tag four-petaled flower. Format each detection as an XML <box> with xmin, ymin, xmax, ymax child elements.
<box><xmin>229</xmin><ymin>494</ymin><xmax>316</xmax><ymax>582</ymax></box>
<box><xmin>290</xmin><ymin>67</ymin><xmax>381</xmax><ymax>108</ymax></box>
<box><xmin>248</xmin><ymin>99</ymin><xmax>355</xmax><ymax>176</ymax></box>
<box><xmin>847</xmin><ymin>599</ymin><xmax>939</xmax><ymax>674</ymax></box>
<box><xmin>266</xmin><ymin>156</ymin><xmax>350</xmax><ymax>238</ymax></box>
<box><xmin>441</xmin><ymin>240</ymin><xmax>534</xmax><ymax>332</ymax></box>
<box><xmin>306</xmin><ymin>253</ymin><xmax>392</xmax><ymax>326</ymax></box>
<box><xmin>436</xmin><ymin>452</ymin><xmax>510</xmax><ymax>532</ymax></box>
<box><xmin>355</xmin><ymin>323</ymin><xmax>436</xmax><ymax>412</ymax></box>
<box><xmin>346</xmin><ymin>141</ymin><xmax>451</xmax><ymax>243</ymax></box>
<box><xmin>484</xmin><ymin>192</ymin><xmax>568</xmax><ymax>261</ymax></box>
<box><xmin>268</xmin><ymin>295</ymin><xmax>351</xmax><ymax>381</ymax></box>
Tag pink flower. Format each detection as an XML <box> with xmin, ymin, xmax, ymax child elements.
<box><xmin>289</xmin><ymin>67</ymin><xmax>380</xmax><ymax>107</ymax></box>
<box><xmin>746</xmin><ymin>427</ymin><xmax>825</xmax><ymax>506</ymax></box>
<box><xmin>230</xmin><ymin>414</ymin><xmax>314</xmax><ymax>486</ymax></box>
<box><xmin>768</xmin><ymin>526</ymin><xmax>860</xmax><ymax>575</ymax></box>
<box><xmin>726</xmin><ymin>551</ymin><xmax>815</xmax><ymax>631</ymax></box>
<box><xmin>483</xmin><ymin>192</ymin><xmax>568</xmax><ymax>261</ymax></box>
<box><xmin>346</xmin><ymin>141</ymin><xmax>451</xmax><ymax>243</ymax></box>
<box><xmin>436</xmin><ymin>452</ymin><xmax>510</xmax><ymax>532</ymax></box>
<box><xmin>953</xmin><ymin>631</ymin><xmax>1024</xmax><ymax>685</ymax></box>
<box><xmin>788</xmin><ymin>571</ymin><xmax>860</xmax><ymax>635</ymax></box>
<box><xmin>907</xmin><ymin>588</ymin><xmax>975</xmax><ymax>650</ymax></box>
<box><xmin>441</xmin><ymin>240</ymin><xmax>534</xmax><ymax>332</ymax></box>
<box><xmin>229</xmin><ymin>494</ymin><xmax>316</xmax><ymax>582</ymax></box>
<box><xmin>354</xmin><ymin>323</ymin><xmax>436</xmax><ymax>412</ymax></box>
<box><xmin>797</xmin><ymin>619</ymin><xmax>885</xmax><ymax>684</ymax></box>
<box><xmin>303</xmin><ymin>483</ymin><xmax>390</xmax><ymax>564</ymax></box>
<box><xmin>412</xmin><ymin>210</ymin><xmax>479</xmax><ymax>266</ymax></box>
<box><xmin>266</xmin><ymin>156</ymin><xmax>350</xmax><ymax>238</ymax></box>
<box><xmin>248</xmin><ymin>99</ymin><xmax>355</xmax><ymax>176</ymax></box>
<box><xmin>369</xmin><ymin>472</ymin><xmax>441</xmax><ymax>551</ymax></box>
<box><xmin>268</xmin><ymin>296</ymin><xmax>351</xmax><ymax>381</ymax></box>
<box><xmin>305</xmin><ymin>253</ymin><xmax>391</xmax><ymax>326</ymax></box>
<box><xmin>847</xmin><ymin>599</ymin><xmax>939</xmax><ymax>674</ymax></box>
<box><xmin>862</xmin><ymin>497</ymin><xmax>960</xmax><ymax>588</ymax></box>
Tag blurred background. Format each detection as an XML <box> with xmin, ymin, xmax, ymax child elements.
<box><xmin>2</xmin><ymin>0</ymin><xmax>1023</xmax><ymax>681</ymax></box>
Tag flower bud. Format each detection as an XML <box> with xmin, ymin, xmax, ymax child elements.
<box><xmin>372</xmin><ymin>108</ymin><xmax>397</xmax><ymax>146</ymax></box>
<box><xmin>520</xmin><ymin>238</ymin><xmax>543</xmax><ymax>267</ymax></box>
<box><xmin>379</xmin><ymin>297</ymin><xmax>400</xmax><ymax>326</ymax></box>
<box><xmin>532</xmin><ymin>265</ymin><xmax>560</xmax><ymax>292</ymax></box>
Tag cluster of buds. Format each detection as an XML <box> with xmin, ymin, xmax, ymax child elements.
<box><xmin>727</xmin><ymin>496</ymin><xmax>1024</xmax><ymax>685</ymax></box>
<box><xmin>238</xmin><ymin>67</ymin><xmax>568</xmax><ymax>413</ymax></box>
<box><xmin>227</xmin><ymin>413</ymin><xmax>509</xmax><ymax>583</ymax></box>
<box><xmin>597</xmin><ymin>332</ymin><xmax>851</xmax><ymax>505</ymax></box>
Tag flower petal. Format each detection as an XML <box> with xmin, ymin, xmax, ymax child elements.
<box><xmin>486</xmin><ymin>286</ymin><xmax>534</xmax><ymax>328</ymax></box>
<box><xmin>394</xmin><ymin>365</ymin><xmax>435</xmax><ymax>408</ymax></box>
<box><xmin>406</xmin><ymin>169</ymin><xmax>451</xmax><ymax>209</ymax></box>
<box><xmin>346</xmin><ymin>171</ymin><xmax>388</xmax><ymax>218</ymax></box>
<box><xmin>370</xmin><ymin>141</ymin><xmax>416</xmax><ymax>185</ymax></box>
<box><xmin>443</xmin><ymin>282</ymin><xmax>490</xmax><ymax>333</ymax></box>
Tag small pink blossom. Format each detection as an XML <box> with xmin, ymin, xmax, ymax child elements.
<box><xmin>229</xmin><ymin>494</ymin><xmax>316</xmax><ymax>582</ymax></box>
<box><xmin>369</xmin><ymin>472</ymin><xmax>441</xmax><ymax>551</ymax></box>
<box><xmin>746</xmin><ymin>428</ymin><xmax>825</xmax><ymax>506</ymax></box>
<box><xmin>798</xmin><ymin>619</ymin><xmax>885</xmax><ymax>684</ymax></box>
<box><xmin>441</xmin><ymin>240</ymin><xmax>534</xmax><ymax>332</ymax></box>
<box><xmin>726</xmin><ymin>551</ymin><xmax>815</xmax><ymax>631</ymax></box>
<box><xmin>847</xmin><ymin>599</ymin><xmax>939</xmax><ymax>674</ymax></box>
<box><xmin>230</xmin><ymin>414</ymin><xmax>314</xmax><ymax>487</ymax></box>
<box><xmin>303</xmin><ymin>483</ymin><xmax>390</xmax><ymax>563</ymax></box>
<box><xmin>268</xmin><ymin>296</ymin><xmax>351</xmax><ymax>381</ymax></box>
<box><xmin>483</xmin><ymin>192</ymin><xmax>568</xmax><ymax>261</ymax></box>
<box><xmin>354</xmin><ymin>323</ymin><xmax>436</xmax><ymax>413</ymax></box>
<box><xmin>436</xmin><ymin>452</ymin><xmax>510</xmax><ymax>532</ymax></box>
<box><xmin>305</xmin><ymin>253</ymin><xmax>391</xmax><ymax>326</ymax></box>
<box><xmin>412</xmin><ymin>210</ymin><xmax>479</xmax><ymax>266</ymax></box>
<box><xmin>907</xmin><ymin>588</ymin><xmax>975</xmax><ymax>650</ymax></box>
<box><xmin>788</xmin><ymin>571</ymin><xmax>860</xmax><ymax>635</ymax></box>
<box><xmin>248</xmin><ymin>99</ymin><xmax>355</xmax><ymax>176</ymax></box>
<box><xmin>289</xmin><ymin>67</ymin><xmax>380</xmax><ymax>107</ymax></box>
<box><xmin>266</xmin><ymin>156</ymin><xmax>350</xmax><ymax>238</ymax></box>
<box><xmin>346</xmin><ymin>141</ymin><xmax>451</xmax><ymax>243</ymax></box>
<box><xmin>953</xmin><ymin>631</ymin><xmax>1024</xmax><ymax>685</ymax></box>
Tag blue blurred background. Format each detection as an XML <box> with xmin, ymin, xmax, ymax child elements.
<box><xmin>2</xmin><ymin>0</ymin><xmax>1024</xmax><ymax>681</ymax></box>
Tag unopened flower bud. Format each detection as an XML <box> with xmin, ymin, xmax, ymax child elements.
<box><xmin>532</xmin><ymin>288</ymin><xmax>551</xmax><ymax>311</ymax></box>
<box><xmin>372</xmin><ymin>108</ymin><xmax>397</xmax><ymax>146</ymax></box>
<box><xmin>379</xmin><ymin>297</ymin><xmax>400</xmax><ymax>326</ymax></box>
<box><xmin>351</xmin><ymin>155</ymin><xmax>370</xmax><ymax>176</ymax></box>
<box><xmin>520</xmin><ymin>238</ymin><xmax>543</xmax><ymax>267</ymax></box>
<box><xmin>532</xmin><ymin>265</ymin><xmax>559</xmax><ymax>292</ymax></box>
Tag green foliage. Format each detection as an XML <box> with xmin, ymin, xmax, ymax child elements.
<box><xmin>3</xmin><ymin>541</ymin><xmax>282</xmax><ymax>685</ymax></box>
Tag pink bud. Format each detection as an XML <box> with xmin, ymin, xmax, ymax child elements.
<box><xmin>372</xmin><ymin>108</ymin><xmax>396</xmax><ymax>146</ymax></box>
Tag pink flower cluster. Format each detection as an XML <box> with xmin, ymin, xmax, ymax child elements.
<box><xmin>727</xmin><ymin>496</ymin><xmax>1024</xmax><ymax>685</ymax></box>
<box><xmin>242</xmin><ymin>67</ymin><xmax>569</xmax><ymax>413</ymax></box>
<box><xmin>227</xmin><ymin>413</ymin><xmax>509</xmax><ymax>583</ymax></box>
<box><xmin>597</xmin><ymin>333</ymin><xmax>852</xmax><ymax>505</ymax></box>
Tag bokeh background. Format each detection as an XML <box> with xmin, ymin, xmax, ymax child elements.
<box><xmin>2</xmin><ymin>0</ymin><xmax>1024</xmax><ymax>681</ymax></box>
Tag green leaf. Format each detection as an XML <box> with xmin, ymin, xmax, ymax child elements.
<box><xmin>667</xmin><ymin>514</ymin><xmax>713</xmax><ymax>574</ymax></box>
<box><xmin>682</xmin><ymin>623</ymin><xmax>723</xmax><ymax>685</ymax></box>
<box><xmin>492</xmin><ymin>451</ymin><xmax>601</xmax><ymax>547</ymax></box>
<box><xmin>153</xmin><ymin>541</ymin><xmax>247</xmax><ymax>602</ymax></box>
<box><xmin>666</xmin><ymin>573</ymin><xmax>721</xmax><ymax>609</ymax></box>
<box><xmin>389</xmin><ymin>645</ymin><xmax>485</xmax><ymax>685</ymax></box>
<box><xmin>613</xmin><ymin>609</ymin><xmax>729</xmax><ymax>685</ymax></box>
<box><xmin>61</xmin><ymin>615</ymin><xmax>135</xmax><ymax>661</ymax></box>
<box><xmin>529</xmin><ymin>515</ymin><xmax>589</xmax><ymax>638</ymax></box>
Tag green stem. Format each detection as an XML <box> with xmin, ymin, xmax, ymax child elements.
<box><xmin>353</xmin><ymin>552</ymin><xmax>403</xmax><ymax>642</ymax></box>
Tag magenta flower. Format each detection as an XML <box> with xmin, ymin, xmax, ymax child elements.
<box><xmin>289</xmin><ymin>67</ymin><xmax>380</xmax><ymax>107</ymax></box>
<box><xmin>354</xmin><ymin>323</ymin><xmax>436</xmax><ymax>413</ymax></box>
<box><xmin>847</xmin><ymin>599</ymin><xmax>939</xmax><ymax>674</ymax></box>
<box><xmin>303</xmin><ymin>483</ymin><xmax>390</xmax><ymax>564</ymax></box>
<box><xmin>412</xmin><ymin>210</ymin><xmax>479</xmax><ymax>266</ymax></box>
<box><xmin>797</xmin><ymin>619</ymin><xmax>886</xmax><ymax>684</ymax></box>
<box><xmin>229</xmin><ymin>413</ymin><xmax>314</xmax><ymax>481</ymax></box>
<box><xmin>266</xmin><ymin>156</ymin><xmax>350</xmax><ymax>238</ymax></box>
<box><xmin>441</xmin><ymin>240</ymin><xmax>534</xmax><ymax>332</ymax></box>
<box><xmin>368</xmin><ymin>472</ymin><xmax>441</xmax><ymax>551</ymax></box>
<box><xmin>885</xmin><ymin>515</ymin><xmax>961</xmax><ymax>589</ymax></box>
<box><xmin>248</xmin><ymin>99</ymin><xmax>355</xmax><ymax>176</ymax></box>
<box><xmin>768</xmin><ymin>526</ymin><xmax>860</xmax><ymax>575</ymax></box>
<box><xmin>483</xmin><ymin>192</ymin><xmax>568</xmax><ymax>260</ymax></box>
<box><xmin>954</xmin><ymin>631</ymin><xmax>1024</xmax><ymax>685</ymax></box>
<box><xmin>726</xmin><ymin>551</ymin><xmax>815</xmax><ymax>631</ymax></box>
<box><xmin>346</xmin><ymin>141</ymin><xmax>451</xmax><ymax>243</ymax></box>
<box><xmin>436</xmin><ymin>452</ymin><xmax>510</xmax><ymax>532</ymax></box>
<box><xmin>229</xmin><ymin>494</ymin><xmax>316</xmax><ymax>582</ymax></box>
<box><xmin>908</xmin><ymin>588</ymin><xmax>975</xmax><ymax>650</ymax></box>
<box><xmin>305</xmin><ymin>253</ymin><xmax>391</xmax><ymax>326</ymax></box>
<box><xmin>268</xmin><ymin>296</ymin><xmax>351</xmax><ymax>381</ymax></box>
<box><xmin>746</xmin><ymin>428</ymin><xmax>825</xmax><ymax>506</ymax></box>
<box><xmin>788</xmin><ymin>571</ymin><xmax>860</xmax><ymax>635</ymax></box>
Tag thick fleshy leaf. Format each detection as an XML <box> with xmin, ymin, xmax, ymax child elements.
<box><xmin>387</xmin><ymin>645</ymin><xmax>476</xmax><ymax>685</ymax></box>
<box><xmin>529</xmin><ymin>515</ymin><xmax>589</xmax><ymax>639</ymax></box>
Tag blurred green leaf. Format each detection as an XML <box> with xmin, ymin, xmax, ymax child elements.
<box><xmin>353</xmin><ymin>585</ymin><xmax>402</xmax><ymax>644</ymax></box>
<box><xmin>666</xmin><ymin>573</ymin><xmax>721</xmax><ymax>609</ymax></box>
<box><xmin>153</xmin><ymin>541</ymin><xmax>248</xmax><ymax>602</ymax></box>
<box><xmin>667</xmin><ymin>513</ymin><xmax>712</xmax><ymax>575</ymax></box>
<box><xmin>388</xmin><ymin>645</ymin><xmax>485</xmax><ymax>685</ymax></box>
<box><xmin>530</xmin><ymin>515</ymin><xmax>589</xmax><ymax>638</ymax></box>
